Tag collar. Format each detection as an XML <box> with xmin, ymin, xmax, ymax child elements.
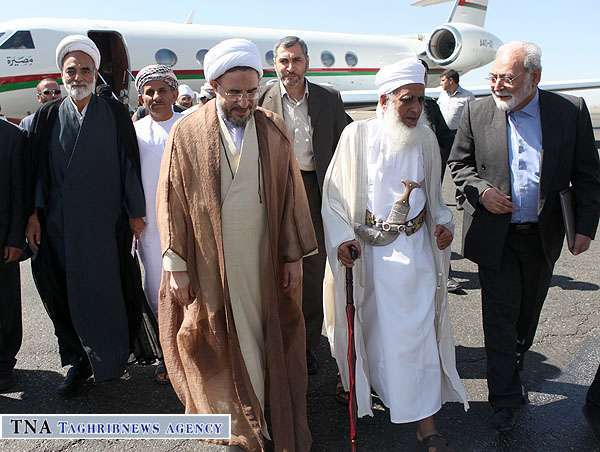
<box><xmin>510</xmin><ymin>89</ymin><xmax>539</xmax><ymax>117</ymax></box>
<box><xmin>448</xmin><ymin>85</ymin><xmax>463</xmax><ymax>97</ymax></box>
<box><xmin>68</xmin><ymin>95</ymin><xmax>90</xmax><ymax>119</ymax></box>
<box><xmin>279</xmin><ymin>79</ymin><xmax>309</xmax><ymax>103</ymax></box>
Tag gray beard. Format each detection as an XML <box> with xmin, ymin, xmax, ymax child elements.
<box><xmin>65</xmin><ymin>80</ymin><xmax>95</xmax><ymax>101</ymax></box>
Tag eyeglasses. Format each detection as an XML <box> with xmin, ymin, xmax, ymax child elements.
<box><xmin>486</xmin><ymin>72</ymin><xmax>523</xmax><ymax>86</ymax></box>
<box><xmin>39</xmin><ymin>89</ymin><xmax>61</xmax><ymax>96</ymax></box>
<box><xmin>216</xmin><ymin>83</ymin><xmax>259</xmax><ymax>102</ymax></box>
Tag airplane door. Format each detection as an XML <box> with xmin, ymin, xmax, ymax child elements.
<box><xmin>87</xmin><ymin>30</ymin><xmax>132</xmax><ymax>105</ymax></box>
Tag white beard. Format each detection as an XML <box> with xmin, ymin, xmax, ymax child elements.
<box><xmin>492</xmin><ymin>74</ymin><xmax>535</xmax><ymax>112</ymax></box>
<box><xmin>377</xmin><ymin>103</ymin><xmax>429</xmax><ymax>153</ymax></box>
<box><xmin>65</xmin><ymin>80</ymin><xmax>95</xmax><ymax>101</ymax></box>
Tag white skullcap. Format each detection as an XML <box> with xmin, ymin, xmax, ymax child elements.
<box><xmin>203</xmin><ymin>38</ymin><xmax>263</xmax><ymax>82</ymax></box>
<box><xmin>56</xmin><ymin>34</ymin><xmax>101</xmax><ymax>71</ymax></box>
<box><xmin>375</xmin><ymin>57</ymin><xmax>425</xmax><ymax>96</ymax></box>
<box><xmin>177</xmin><ymin>84</ymin><xmax>194</xmax><ymax>98</ymax></box>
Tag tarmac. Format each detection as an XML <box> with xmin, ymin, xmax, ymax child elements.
<box><xmin>0</xmin><ymin>108</ymin><xmax>599</xmax><ymax>451</ymax></box>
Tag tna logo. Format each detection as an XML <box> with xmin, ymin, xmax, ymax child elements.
<box><xmin>10</xmin><ymin>418</ymin><xmax>52</xmax><ymax>435</ymax></box>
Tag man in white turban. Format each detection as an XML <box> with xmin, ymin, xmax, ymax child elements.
<box><xmin>321</xmin><ymin>57</ymin><xmax>468</xmax><ymax>450</ymax></box>
<box><xmin>25</xmin><ymin>35</ymin><xmax>148</xmax><ymax>397</ymax></box>
<box><xmin>175</xmin><ymin>84</ymin><xmax>194</xmax><ymax>110</ymax></box>
<box><xmin>157</xmin><ymin>38</ymin><xmax>316</xmax><ymax>451</ymax></box>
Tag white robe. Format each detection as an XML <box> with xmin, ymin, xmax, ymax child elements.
<box><xmin>134</xmin><ymin>112</ymin><xmax>183</xmax><ymax>316</ymax></box>
<box><xmin>322</xmin><ymin>118</ymin><xmax>469</xmax><ymax>421</ymax></box>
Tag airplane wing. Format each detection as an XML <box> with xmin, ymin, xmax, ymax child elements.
<box><xmin>341</xmin><ymin>78</ymin><xmax>600</xmax><ymax>107</ymax></box>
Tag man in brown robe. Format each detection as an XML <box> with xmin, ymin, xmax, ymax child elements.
<box><xmin>156</xmin><ymin>38</ymin><xmax>317</xmax><ymax>452</ymax></box>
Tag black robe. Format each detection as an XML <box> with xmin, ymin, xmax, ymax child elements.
<box><xmin>28</xmin><ymin>95</ymin><xmax>160</xmax><ymax>381</ymax></box>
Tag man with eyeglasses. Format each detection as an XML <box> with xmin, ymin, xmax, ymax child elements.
<box><xmin>449</xmin><ymin>41</ymin><xmax>600</xmax><ymax>432</ymax></box>
<box><xmin>156</xmin><ymin>38</ymin><xmax>316</xmax><ymax>452</ymax></box>
<box><xmin>18</xmin><ymin>78</ymin><xmax>61</xmax><ymax>133</ymax></box>
<box><xmin>259</xmin><ymin>36</ymin><xmax>350</xmax><ymax>375</ymax></box>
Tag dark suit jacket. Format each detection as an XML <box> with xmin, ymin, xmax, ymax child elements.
<box><xmin>259</xmin><ymin>80</ymin><xmax>351</xmax><ymax>191</ymax></box>
<box><xmin>448</xmin><ymin>89</ymin><xmax>600</xmax><ymax>269</ymax></box>
<box><xmin>424</xmin><ymin>96</ymin><xmax>455</xmax><ymax>175</ymax></box>
<box><xmin>0</xmin><ymin>120</ymin><xmax>26</xmax><ymax>251</ymax></box>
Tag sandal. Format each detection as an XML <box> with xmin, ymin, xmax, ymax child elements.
<box><xmin>336</xmin><ymin>380</ymin><xmax>349</xmax><ymax>405</ymax></box>
<box><xmin>154</xmin><ymin>361</ymin><xmax>170</xmax><ymax>385</ymax></box>
<box><xmin>417</xmin><ymin>433</ymin><xmax>453</xmax><ymax>452</ymax></box>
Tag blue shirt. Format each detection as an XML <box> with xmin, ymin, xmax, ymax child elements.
<box><xmin>507</xmin><ymin>91</ymin><xmax>542</xmax><ymax>223</ymax></box>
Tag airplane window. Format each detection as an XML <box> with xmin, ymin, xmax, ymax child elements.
<box><xmin>345</xmin><ymin>51</ymin><xmax>358</xmax><ymax>67</ymax></box>
<box><xmin>196</xmin><ymin>49</ymin><xmax>208</xmax><ymax>68</ymax></box>
<box><xmin>265</xmin><ymin>50</ymin><xmax>274</xmax><ymax>66</ymax></box>
<box><xmin>321</xmin><ymin>50</ymin><xmax>335</xmax><ymax>68</ymax></box>
<box><xmin>155</xmin><ymin>48</ymin><xmax>177</xmax><ymax>67</ymax></box>
<box><xmin>0</xmin><ymin>31</ymin><xmax>35</xmax><ymax>50</ymax></box>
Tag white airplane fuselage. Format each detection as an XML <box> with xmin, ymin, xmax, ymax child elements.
<box><xmin>0</xmin><ymin>13</ymin><xmax>501</xmax><ymax>120</ymax></box>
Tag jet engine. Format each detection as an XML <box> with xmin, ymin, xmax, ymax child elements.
<box><xmin>425</xmin><ymin>23</ymin><xmax>501</xmax><ymax>72</ymax></box>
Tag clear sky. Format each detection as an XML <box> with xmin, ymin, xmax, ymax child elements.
<box><xmin>3</xmin><ymin>0</ymin><xmax>600</xmax><ymax>105</ymax></box>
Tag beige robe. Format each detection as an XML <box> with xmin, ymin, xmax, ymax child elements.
<box><xmin>219</xmin><ymin>115</ymin><xmax>269</xmax><ymax>437</ymax></box>
<box><xmin>157</xmin><ymin>100</ymin><xmax>317</xmax><ymax>452</ymax></box>
<box><xmin>322</xmin><ymin>119</ymin><xmax>469</xmax><ymax>418</ymax></box>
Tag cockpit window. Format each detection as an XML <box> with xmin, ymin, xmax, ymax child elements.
<box><xmin>0</xmin><ymin>31</ymin><xmax>35</xmax><ymax>50</ymax></box>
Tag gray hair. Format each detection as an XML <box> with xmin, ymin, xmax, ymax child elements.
<box><xmin>274</xmin><ymin>36</ymin><xmax>309</xmax><ymax>60</ymax></box>
<box><xmin>498</xmin><ymin>41</ymin><xmax>542</xmax><ymax>72</ymax></box>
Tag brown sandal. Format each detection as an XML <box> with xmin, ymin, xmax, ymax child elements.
<box><xmin>417</xmin><ymin>433</ymin><xmax>453</xmax><ymax>452</ymax></box>
<box><xmin>154</xmin><ymin>361</ymin><xmax>170</xmax><ymax>385</ymax></box>
<box><xmin>335</xmin><ymin>380</ymin><xmax>349</xmax><ymax>405</ymax></box>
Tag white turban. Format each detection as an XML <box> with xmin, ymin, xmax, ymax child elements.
<box><xmin>203</xmin><ymin>38</ymin><xmax>263</xmax><ymax>82</ymax></box>
<box><xmin>56</xmin><ymin>34</ymin><xmax>101</xmax><ymax>71</ymax></box>
<box><xmin>177</xmin><ymin>84</ymin><xmax>194</xmax><ymax>98</ymax></box>
<box><xmin>375</xmin><ymin>57</ymin><xmax>425</xmax><ymax>96</ymax></box>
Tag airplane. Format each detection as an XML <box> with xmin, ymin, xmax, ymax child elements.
<box><xmin>0</xmin><ymin>0</ymin><xmax>505</xmax><ymax>121</ymax></box>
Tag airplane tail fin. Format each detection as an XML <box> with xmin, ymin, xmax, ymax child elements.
<box><xmin>411</xmin><ymin>0</ymin><xmax>489</xmax><ymax>27</ymax></box>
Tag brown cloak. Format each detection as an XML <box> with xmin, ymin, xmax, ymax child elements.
<box><xmin>157</xmin><ymin>100</ymin><xmax>317</xmax><ymax>452</ymax></box>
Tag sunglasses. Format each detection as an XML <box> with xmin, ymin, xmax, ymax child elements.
<box><xmin>39</xmin><ymin>89</ymin><xmax>61</xmax><ymax>96</ymax></box>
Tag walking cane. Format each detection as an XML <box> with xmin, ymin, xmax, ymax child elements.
<box><xmin>345</xmin><ymin>245</ymin><xmax>359</xmax><ymax>451</ymax></box>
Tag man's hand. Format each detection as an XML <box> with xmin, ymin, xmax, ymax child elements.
<box><xmin>129</xmin><ymin>217</ymin><xmax>146</xmax><ymax>239</ymax></box>
<box><xmin>169</xmin><ymin>271</ymin><xmax>195</xmax><ymax>307</ymax></box>
<box><xmin>434</xmin><ymin>225</ymin><xmax>453</xmax><ymax>250</ymax></box>
<box><xmin>281</xmin><ymin>260</ymin><xmax>302</xmax><ymax>294</ymax></box>
<box><xmin>571</xmin><ymin>233</ymin><xmax>592</xmax><ymax>256</ymax></box>
<box><xmin>337</xmin><ymin>240</ymin><xmax>361</xmax><ymax>268</ymax></box>
<box><xmin>4</xmin><ymin>246</ymin><xmax>22</xmax><ymax>263</ymax></box>
<box><xmin>26</xmin><ymin>213</ymin><xmax>41</xmax><ymax>253</ymax></box>
<box><xmin>481</xmin><ymin>187</ymin><xmax>513</xmax><ymax>214</ymax></box>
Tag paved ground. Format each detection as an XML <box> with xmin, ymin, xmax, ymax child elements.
<box><xmin>1</xmin><ymin>110</ymin><xmax>599</xmax><ymax>451</ymax></box>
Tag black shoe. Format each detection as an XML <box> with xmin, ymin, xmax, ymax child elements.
<box><xmin>491</xmin><ymin>406</ymin><xmax>521</xmax><ymax>432</ymax></box>
<box><xmin>57</xmin><ymin>362</ymin><xmax>92</xmax><ymax>397</ymax></box>
<box><xmin>583</xmin><ymin>401</ymin><xmax>600</xmax><ymax>440</ymax></box>
<box><xmin>306</xmin><ymin>350</ymin><xmax>318</xmax><ymax>375</ymax></box>
<box><xmin>0</xmin><ymin>372</ymin><xmax>16</xmax><ymax>393</ymax></box>
<box><xmin>447</xmin><ymin>277</ymin><xmax>462</xmax><ymax>293</ymax></box>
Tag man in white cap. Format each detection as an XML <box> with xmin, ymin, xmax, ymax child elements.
<box><xmin>25</xmin><ymin>34</ymin><xmax>148</xmax><ymax>397</ymax></box>
<box><xmin>157</xmin><ymin>38</ymin><xmax>316</xmax><ymax>451</ymax></box>
<box><xmin>175</xmin><ymin>84</ymin><xmax>194</xmax><ymax>110</ymax></box>
<box><xmin>321</xmin><ymin>57</ymin><xmax>468</xmax><ymax>450</ymax></box>
<box><xmin>133</xmin><ymin>64</ymin><xmax>182</xmax><ymax>384</ymax></box>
